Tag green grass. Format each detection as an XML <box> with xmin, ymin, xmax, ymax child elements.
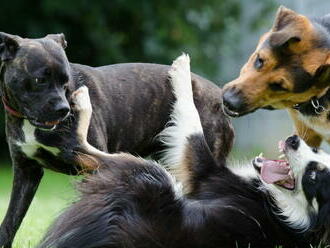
<box><xmin>0</xmin><ymin>163</ymin><xmax>328</xmax><ymax>248</ymax></box>
<box><xmin>0</xmin><ymin>165</ymin><xmax>77</xmax><ymax>248</ymax></box>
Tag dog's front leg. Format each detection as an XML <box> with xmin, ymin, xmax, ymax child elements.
<box><xmin>0</xmin><ymin>159</ymin><xmax>43</xmax><ymax>248</ymax></box>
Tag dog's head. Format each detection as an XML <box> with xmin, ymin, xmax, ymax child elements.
<box><xmin>0</xmin><ymin>32</ymin><xmax>71</xmax><ymax>129</ymax></box>
<box><xmin>253</xmin><ymin>135</ymin><xmax>330</xmax><ymax>240</ymax></box>
<box><xmin>222</xmin><ymin>6</ymin><xmax>330</xmax><ymax>117</ymax></box>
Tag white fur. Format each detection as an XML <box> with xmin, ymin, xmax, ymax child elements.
<box><xmin>228</xmin><ymin>138</ymin><xmax>330</xmax><ymax>231</ymax></box>
<box><xmin>159</xmin><ymin>53</ymin><xmax>203</xmax><ymax>169</ymax></box>
<box><xmin>263</xmin><ymin>139</ymin><xmax>330</xmax><ymax>231</ymax></box>
<box><xmin>17</xmin><ymin>120</ymin><xmax>60</xmax><ymax>160</ymax></box>
<box><xmin>230</xmin><ymin>161</ymin><xmax>259</xmax><ymax>181</ymax></box>
<box><xmin>72</xmin><ymin>86</ymin><xmax>128</xmax><ymax>160</ymax></box>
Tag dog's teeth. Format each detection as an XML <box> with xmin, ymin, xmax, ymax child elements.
<box><xmin>278</xmin><ymin>154</ymin><xmax>285</xmax><ymax>159</ymax></box>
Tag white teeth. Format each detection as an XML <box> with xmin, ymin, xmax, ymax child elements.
<box><xmin>278</xmin><ymin>154</ymin><xmax>285</xmax><ymax>159</ymax></box>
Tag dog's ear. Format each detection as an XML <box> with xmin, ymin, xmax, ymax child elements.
<box><xmin>46</xmin><ymin>33</ymin><xmax>67</xmax><ymax>49</ymax></box>
<box><xmin>317</xmin><ymin>202</ymin><xmax>330</xmax><ymax>242</ymax></box>
<box><xmin>0</xmin><ymin>32</ymin><xmax>20</xmax><ymax>62</ymax></box>
<box><xmin>313</xmin><ymin>64</ymin><xmax>330</xmax><ymax>89</ymax></box>
<box><xmin>269</xmin><ymin>6</ymin><xmax>308</xmax><ymax>50</ymax></box>
<box><xmin>268</xmin><ymin>29</ymin><xmax>301</xmax><ymax>49</ymax></box>
<box><xmin>272</xmin><ymin>6</ymin><xmax>300</xmax><ymax>31</ymax></box>
<box><xmin>312</xmin><ymin>54</ymin><xmax>330</xmax><ymax>89</ymax></box>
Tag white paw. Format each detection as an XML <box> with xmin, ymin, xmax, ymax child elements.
<box><xmin>71</xmin><ymin>86</ymin><xmax>92</xmax><ymax>113</ymax></box>
<box><xmin>168</xmin><ymin>53</ymin><xmax>193</xmax><ymax>101</ymax></box>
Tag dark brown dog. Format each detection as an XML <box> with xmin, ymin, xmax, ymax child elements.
<box><xmin>0</xmin><ymin>33</ymin><xmax>233</xmax><ymax>248</ymax></box>
<box><xmin>222</xmin><ymin>6</ymin><xmax>330</xmax><ymax>147</ymax></box>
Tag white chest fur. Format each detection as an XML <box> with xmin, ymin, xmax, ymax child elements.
<box><xmin>17</xmin><ymin>120</ymin><xmax>60</xmax><ymax>160</ymax></box>
<box><xmin>297</xmin><ymin>111</ymin><xmax>330</xmax><ymax>140</ymax></box>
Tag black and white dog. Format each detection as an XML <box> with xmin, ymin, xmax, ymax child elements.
<box><xmin>38</xmin><ymin>55</ymin><xmax>330</xmax><ymax>248</ymax></box>
<box><xmin>0</xmin><ymin>33</ymin><xmax>233</xmax><ymax>248</ymax></box>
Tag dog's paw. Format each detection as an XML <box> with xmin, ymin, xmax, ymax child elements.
<box><xmin>71</xmin><ymin>86</ymin><xmax>92</xmax><ymax>113</ymax></box>
<box><xmin>168</xmin><ymin>53</ymin><xmax>193</xmax><ymax>101</ymax></box>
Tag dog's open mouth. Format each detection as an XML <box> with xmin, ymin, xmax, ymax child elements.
<box><xmin>253</xmin><ymin>141</ymin><xmax>295</xmax><ymax>190</ymax></box>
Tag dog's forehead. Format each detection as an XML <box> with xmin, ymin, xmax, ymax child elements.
<box><xmin>16</xmin><ymin>39</ymin><xmax>69</xmax><ymax>73</ymax></box>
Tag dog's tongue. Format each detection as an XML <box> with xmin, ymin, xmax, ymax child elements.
<box><xmin>260</xmin><ymin>159</ymin><xmax>290</xmax><ymax>184</ymax></box>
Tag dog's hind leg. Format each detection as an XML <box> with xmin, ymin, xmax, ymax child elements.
<box><xmin>0</xmin><ymin>162</ymin><xmax>43</xmax><ymax>248</ymax></box>
<box><xmin>159</xmin><ymin>54</ymin><xmax>220</xmax><ymax>193</ymax></box>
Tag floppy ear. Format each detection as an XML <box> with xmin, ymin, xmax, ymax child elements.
<box><xmin>45</xmin><ymin>33</ymin><xmax>67</xmax><ymax>49</ymax></box>
<box><xmin>268</xmin><ymin>30</ymin><xmax>301</xmax><ymax>49</ymax></box>
<box><xmin>0</xmin><ymin>32</ymin><xmax>20</xmax><ymax>61</ymax></box>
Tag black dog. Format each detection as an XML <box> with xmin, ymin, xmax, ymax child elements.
<box><xmin>0</xmin><ymin>33</ymin><xmax>233</xmax><ymax>248</ymax></box>
<box><xmin>39</xmin><ymin>55</ymin><xmax>330</xmax><ymax>248</ymax></box>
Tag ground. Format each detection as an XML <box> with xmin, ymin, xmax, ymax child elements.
<box><xmin>0</xmin><ymin>165</ymin><xmax>76</xmax><ymax>248</ymax></box>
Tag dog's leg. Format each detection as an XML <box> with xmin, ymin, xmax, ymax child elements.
<box><xmin>288</xmin><ymin>109</ymin><xmax>323</xmax><ymax>147</ymax></box>
<box><xmin>159</xmin><ymin>54</ymin><xmax>219</xmax><ymax>193</ymax></box>
<box><xmin>71</xmin><ymin>86</ymin><xmax>130</xmax><ymax>169</ymax></box>
<box><xmin>0</xmin><ymin>162</ymin><xmax>43</xmax><ymax>248</ymax></box>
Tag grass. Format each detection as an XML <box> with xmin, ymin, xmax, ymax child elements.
<box><xmin>0</xmin><ymin>165</ymin><xmax>77</xmax><ymax>248</ymax></box>
<box><xmin>0</xmin><ymin>162</ymin><xmax>328</xmax><ymax>248</ymax></box>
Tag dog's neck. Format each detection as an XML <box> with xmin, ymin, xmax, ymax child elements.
<box><xmin>0</xmin><ymin>63</ymin><xmax>24</xmax><ymax>119</ymax></box>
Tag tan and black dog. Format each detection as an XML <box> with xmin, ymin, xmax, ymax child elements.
<box><xmin>222</xmin><ymin>6</ymin><xmax>330</xmax><ymax>147</ymax></box>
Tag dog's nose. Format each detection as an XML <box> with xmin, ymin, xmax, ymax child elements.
<box><xmin>222</xmin><ymin>88</ymin><xmax>247</xmax><ymax>115</ymax></box>
<box><xmin>285</xmin><ymin>135</ymin><xmax>300</xmax><ymax>150</ymax></box>
<box><xmin>54</xmin><ymin>103</ymin><xmax>70</xmax><ymax>119</ymax></box>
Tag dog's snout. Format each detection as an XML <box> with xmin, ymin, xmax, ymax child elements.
<box><xmin>285</xmin><ymin>135</ymin><xmax>300</xmax><ymax>150</ymax></box>
<box><xmin>54</xmin><ymin>102</ymin><xmax>70</xmax><ymax>119</ymax></box>
<box><xmin>222</xmin><ymin>88</ymin><xmax>247</xmax><ymax>114</ymax></box>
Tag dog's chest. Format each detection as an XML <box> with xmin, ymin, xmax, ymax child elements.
<box><xmin>297</xmin><ymin>111</ymin><xmax>330</xmax><ymax>139</ymax></box>
<box><xmin>16</xmin><ymin>120</ymin><xmax>60</xmax><ymax>162</ymax></box>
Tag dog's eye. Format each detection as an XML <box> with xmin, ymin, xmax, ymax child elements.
<box><xmin>269</xmin><ymin>82</ymin><xmax>288</xmax><ymax>92</ymax></box>
<box><xmin>310</xmin><ymin>170</ymin><xmax>317</xmax><ymax>180</ymax></box>
<box><xmin>254</xmin><ymin>56</ymin><xmax>264</xmax><ymax>70</ymax></box>
<box><xmin>312</xmin><ymin>147</ymin><xmax>318</xmax><ymax>153</ymax></box>
<box><xmin>35</xmin><ymin>78</ymin><xmax>46</xmax><ymax>84</ymax></box>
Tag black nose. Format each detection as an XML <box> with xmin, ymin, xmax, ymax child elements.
<box><xmin>285</xmin><ymin>135</ymin><xmax>300</xmax><ymax>150</ymax></box>
<box><xmin>54</xmin><ymin>103</ymin><xmax>70</xmax><ymax>119</ymax></box>
<box><xmin>222</xmin><ymin>88</ymin><xmax>247</xmax><ymax>114</ymax></box>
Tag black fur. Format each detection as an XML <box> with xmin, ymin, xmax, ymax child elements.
<box><xmin>38</xmin><ymin>133</ymin><xmax>330</xmax><ymax>248</ymax></box>
<box><xmin>0</xmin><ymin>33</ymin><xmax>234</xmax><ymax>248</ymax></box>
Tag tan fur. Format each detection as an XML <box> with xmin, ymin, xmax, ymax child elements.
<box><xmin>169</xmin><ymin>145</ymin><xmax>194</xmax><ymax>194</ymax></box>
<box><xmin>288</xmin><ymin>110</ymin><xmax>323</xmax><ymax>147</ymax></box>
<box><xmin>223</xmin><ymin>6</ymin><xmax>330</xmax><ymax>147</ymax></box>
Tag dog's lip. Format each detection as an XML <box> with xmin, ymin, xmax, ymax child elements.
<box><xmin>29</xmin><ymin>119</ymin><xmax>59</xmax><ymax>130</ymax></box>
<box><xmin>28</xmin><ymin>112</ymin><xmax>70</xmax><ymax>130</ymax></box>
<box><xmin>222</xmin><ymin>105</ymin><xmax>257</xmax><ymax>117</ymax></box>
<box><xmin>253</xmin><ymin>152</ymin><xmax>295</xmax><ymax>190</ymax></box>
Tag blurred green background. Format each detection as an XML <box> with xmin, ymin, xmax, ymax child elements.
<box><xmin>1</xmin><ymin>0</ymin><xmax>330</xmax><ymax>246</ymax></box>
<box><xmin>0</xmin><ymin>0</ymin><xmax>277</xmax><ymax>159</ymax></box>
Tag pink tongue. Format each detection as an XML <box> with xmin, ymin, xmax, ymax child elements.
<box><xmin>260</xmin><ymin>160</ymin><xmax>290</xmax><ymax>184</ymax></box>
